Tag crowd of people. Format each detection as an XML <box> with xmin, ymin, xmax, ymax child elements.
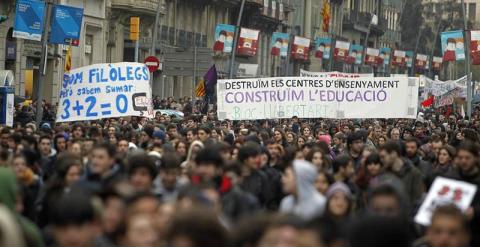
<box><xmin>0</xmin><ymin>96</ymin><xmax>479</xmax><ymax>247</ymax></box>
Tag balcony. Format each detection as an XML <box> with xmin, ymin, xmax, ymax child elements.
<box><xmin>246</xmin><ymin>0</ymin><xmax>263</xmax><ymax>7</ymax></box>
<box><xmin>210</xmin><ymin>0</ymin><xmax>241</xmax><ymax>8</ymax></box>
<box><xmin>110</xmin><ymin>0</ymin><xmax>159</xmax><ymax>15</ymax></box>
<box><xmin>343</xmin><ymin>10</ymin><xmax>387</xmax><ymax>36</ymax></box>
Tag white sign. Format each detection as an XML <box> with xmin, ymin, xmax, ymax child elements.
<box><xmin>6</xmin><ymin>94</ymin><xmax>14</xmax><ymax>127</ymax></box>
<box><xmin>422</xmin><ymin>75</ymin><xmax>467</xmax><ymax>98</ymax></box>
<box><xmin>216</xmin><ymin>76</ymin><xmax>418</xmax><ymax>120</ymax></box>
<box><xmin>366</xmin><ymin>48</ymin><xmax>380</xmax><ymax>56</ymax></box>
<box><xmin>415</xmin><ymin>177</ymin><xmax>477</xmax><ymax>226</ymax></box>
<box><xmin>240</xmin><ymin>28</ymin><xmax>260</xmax><ymax>40</ymax></box>
<box><xmin>336</xmin><ymin>40</ymin><xmax>350</xmax><ymax>50</ymax></box>
<box><xmin>300</xmin><ymin>69</ymin><xmax>373</xmax><ymax>78</ymax></box>
<box><xmin>56</xmin><ymin>62</ymin><xmax>154</xmax><ymax>122</ymax></box>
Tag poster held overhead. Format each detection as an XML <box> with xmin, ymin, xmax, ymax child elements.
<box><xmin>216</xmin><ymin>76</ymin><xmax>419</xmax><ymax>120</ymax></box>
<box><xmin>415</xmin><ymin>177</ymin><xmax>477</xmax><ymax>226</ymax></box>
<box><xmin>56</xmin><ymin>63</ymin><xmax>154</xmax><ymax>122</ymax></box>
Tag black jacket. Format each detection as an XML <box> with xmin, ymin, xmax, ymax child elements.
<box><xmin>241</xmin><ymin>169</ymin><xmax>269</xmax><ymax>207</ymax></box>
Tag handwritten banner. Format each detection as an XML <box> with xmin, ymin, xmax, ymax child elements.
<box><xmin>435</xmin><ymin>87</ymin><xmax>463</xmax><ymax>108</ymax></box>
<box><xmin>422</xmin><ymin>76</ymin><xmax>467</xmax><ymax>98</ymax></box>
<box><xmin>56</xmin><ymin>62</ymin><xmax>154</xmax><ymax>122</ymax></box>
<box><xmin>415</xmin><ymin>177</ymin><xmax>477</xmax><ymax>226</ymax></box>
<box><xmin>216</xmin><ymin>76</ymin><xmax>418</xmax><ymax>120</ymax></box>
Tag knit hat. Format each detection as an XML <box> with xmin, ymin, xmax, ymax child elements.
<box><xmin>318</xmin><ymin>135</ymin><xmax>331</xmax><ymax>145</ymax></box>
<box><xmin>153</xmin><ymin>130</ymin><xmax>166</xmax><ymax>142</ymax></box>
<box><xmin>326</xmin><ymin>182</ymin><xmax>352</xmax><ymax>200</ymax></box>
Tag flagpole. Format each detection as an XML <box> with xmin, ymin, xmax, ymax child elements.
<box><xmin>461</xmin><ymin>0</ymin><xmax>472</xmax><ymax>118</ymax></box>
<box><xmin>228</xmin><ymin>0</ymin><xmax>246</xmax><ymax>79</ymax></box>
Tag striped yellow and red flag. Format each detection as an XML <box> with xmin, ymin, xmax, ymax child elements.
<box><xmin>195</xmin><ymin>79</ymin><xmax>206</xmax><ymax>97</ymax></box>
<box><xmin>322</xmin><ymin>0</ymin><xmax>331</xmax><ymax>33</ymax></box>
<box><xmin>65</xmin><ymin>46</ymin><xmax>72</xmax><ymax>72</ymax></box>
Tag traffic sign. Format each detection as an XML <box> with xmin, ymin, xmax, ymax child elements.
<box><xmin>144</xmin><ymin>56</ymin><xmax>160</xmax><ymax>73</ymax></box>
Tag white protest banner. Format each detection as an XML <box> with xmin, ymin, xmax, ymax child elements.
<box><xmin>299</xmin><ymin>69</ymin><xmax>373</xmax><ymax>78</ymax></box>
<box><xmin>415</xmin><ymin>177</ymin><xmax>477</xmax><ymax>226</ymax></box>
<box><xmin>435</xmin><ymin>87</ymin><xmax>463</xmax><ymax>108</ymax></box>
<box><xmin>56</xmin><ymin>62</ymin><xmax>154</xmax><ymax>122</ymax></box>
<box><xmin>216</xmin><ymin>76</ymin><xmax>418</xmax><ymax>120</ymax></box>
<box><xmin>422</xmin><ymin>76</ymin><xmax>467</xmax><ymax>98</ymax></box>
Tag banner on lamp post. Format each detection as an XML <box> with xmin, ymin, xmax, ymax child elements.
<box><xmin>379</xmin><ymin>47</ymin><xmax>391</xmax><ymax>66</ymax></box>
<box><xmin>237</xmin><ymin>28</ymin><xmax>260</xmax><ymax>57</ymax></box>
<box><xmin>432</xmin><ymin>56</ymin><xmax>443</xmax><ymax>71</ymax></box>
<box><xmin>334</xmin><ymin>41</ymin><xmax>350</xmax><ymax>62</ymax></box>
<box><xmin>348</xmin><ymin>44</ymin><xmax>363</xmax><ymax>65</ymax></box>
<box><xmin>271</xmin><ymin>32</ymin><xmax>289</xmax><ymax>57</ymax></box>
<box><xmin>392</xmin><ymin>50</ymin><xmax>406</xmax><ymax>67</ymax></box>
<box><xmin>415</xmin><ymin>54</ymin><xmax>428</xmax><ymax>70</ymax></box>
<box><xmin>441</xmin><ymin>30</ymin><xmax>465</xmax><ymax>62</ymax></box>
<box><xmin>470</xmin><ymin>30</ymin><xmax>480</xmax><ymax>65</ymax></box>
<box><xmin>314</xmin><ymin>37</ymin><xmax>332</xmax><ymax>59</ymax></box>
<box><xmin>213</xmin><ymin>24</ymin><xmax>235</xmax><ymax>53</ymax></box>
<box><xmin>365</xmin><ymin>48</ymin><xmax>380</xmax><ymax>66</ymax></box>
<box><xmin>291</xmin><ymin>36</ymin><xmax>311</xmax><ymax>61</ymax></box>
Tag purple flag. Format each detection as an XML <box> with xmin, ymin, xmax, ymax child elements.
<box><xmin>204</xmin><ymin>65</ymin><xmax>218</xmax><ymax>89</ymax></box>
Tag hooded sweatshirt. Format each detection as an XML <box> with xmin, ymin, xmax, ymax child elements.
<box><xmin>0</xmin><ymin>168</ymin><xmax>44</xmax><ymax>247</ymax></box>
<box><xmin>280</xmin><ymin>160</ymin><xmax>327</xmax><ymax>219</ymax></box>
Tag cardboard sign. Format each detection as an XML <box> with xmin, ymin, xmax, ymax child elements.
<box><xmin>415</xmin><ymin>177</ymin><xmax>477</xmax><ymax>226</ymax></box>
<box><xmin>57</xmin><ymin>62</ymin><xmax>154</xmax><ymax>122</ymax></box>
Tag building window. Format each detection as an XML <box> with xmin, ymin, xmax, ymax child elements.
<box><xmin>469</xmin><ymin>3</ymin><xmax>476</xmax><ymax>21</ymax></box>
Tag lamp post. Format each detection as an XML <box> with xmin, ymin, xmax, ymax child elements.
<box><xmin>228</xmin><ymin>0</ymin><xmax>247</xmax><ymax>79</ymax></box>
<box><xmin>460</xmin><ymin>0</ymin><xmax>472</xmax><ymax>118</ymax></box>
<box><xmin>362</xmin><ymin>13</ymin><xmax>377</xmax><ymax>73</ymax></box>
<box><xmin>35</xmin><ymin>0</ymin><xmax>55</xmax><ymax>127</ymax></box>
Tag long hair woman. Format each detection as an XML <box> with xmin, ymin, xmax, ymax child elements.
<box><xmin>35</xmin><ymin>153</ymin><xmax>83</xmax><ymax>227</ymax></box>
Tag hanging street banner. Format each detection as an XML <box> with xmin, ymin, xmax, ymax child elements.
<box><xmin>213</xmin><ymin>24</ymin><xmax>235</xmax><ymax>53</ymax></box>
<box><xmin>415</xmin><ymin>54</ymin><xmax>428</xmax><ymax>70</ymax></box>
<box><xmin>435</xmin><ymin>87</ymin><xmax>463</xmax><ymax>108</ymax></box>
<box><xmin>470</xmin><ymin>30</ymin><xmax>480</xmax><ymax>65</ymax></box>
<box><xmin>405</xmin><ymin>51</ymin><xmax>414</xmax><ymax>68</ymax></box>
<box><xmin>415</xmin><ymin>177</ymin><xmax>477</xmax><ymax>226</ymax></box>
<box><xmin>56</xmin><ymin>62</ymin><xmax>154</xmax><ymax>122</ymax></box>
<box><xmin>13</xmin><ymin>0</ymin><xmax>46</xmax><ymax>41</ymax></box>
<box><xmin>237</xmin><ymin>28</ymin><xmax>260</xmax><ymax>57</ymax></box>
<box><xmin>334</xmin><ymin>41</ymin><xmax>350</xmax><ymax>62</ymax></box>
<box><xmin>432</xmin><ymin>56</ymin><xmax>443</xmax><ymax>71</ymax></box>
<box><xmin>271</xmin><ymin>32</ymin><xmax>289</xmax><ymax>57</ymax></box>
<box><xmin>421</xmin><ymin>76</ymin><xmax>467</xmax><ymax>98</ymax></box>
<box><xmin>49</xmin><ymin>4</ymin><xmax>84</xmax><ymax>45</ymax></box>
<box><xmin>441</xmin><ymin>30</ymin><xmax>465</xmax><ymax>62</ymax></box>
<box><xmin>315</xmin><ymin>37</ymin><xmax>332</xmax><ymax>59</ymax></box>
<box><xmin>365</xmin><ymin>48</ymin><xmax>380</xmax><ymax>66</ymax></box>
<box><xmin>216</xmin><ymin>76</ymin><xmax>418</xmax><ymax>120</ymax></box>
<box><xmin>299</xmin><ymin>69</ymin><xmax>373</xmax><ymax>78</ymax></box>
<box><xmin>348</xmin><ymin>44</ymin><xmax>363</xmax><ymax>65</ymax></box>
<box><xmin>392</xmin><ymin>50</ymin><xmax>406</xmax><ymax>67</ymax></box>
<box><xmin>379</xmin><ymin>47</ymin><xmax>391</xmax><ymax>65</ymax></box>
<box><xmin>291</xmin><ymin>36</ymin><xmax>311</xmax><ymax>60</ymax></box>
